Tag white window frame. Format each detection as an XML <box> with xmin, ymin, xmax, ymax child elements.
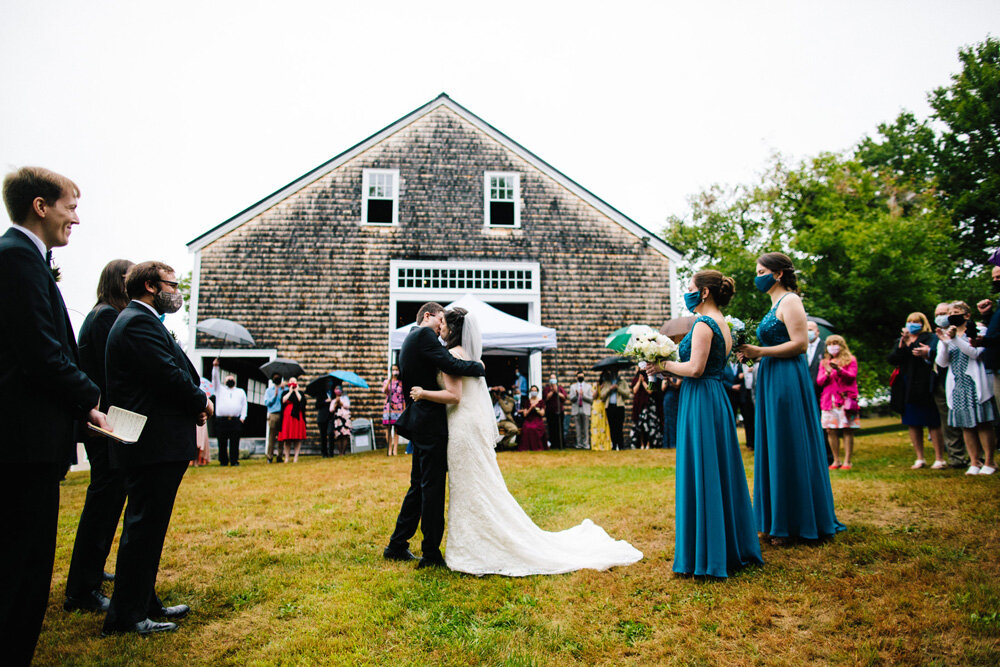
<box><xmin>483</xmin><ymin>171</ymin><xmax>521</xmax><ymax>228</ymax></box>
<box><xmin>361</xmin><ymin>168</ymin><xmax>399</xmax><ymax>226</ymax></box>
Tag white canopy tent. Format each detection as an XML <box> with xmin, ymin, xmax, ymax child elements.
<box><xmin>389</xmin><ymin>294</ymin><xmax>557</xmax><ymax>356</ymax></box>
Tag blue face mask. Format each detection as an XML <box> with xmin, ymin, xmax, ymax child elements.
<box><xmin>683</xmin><ymin>290</ymin><xmax>702</xmax><ymax>311</ymax></box>
<box><xmin>905</xmin><ymin>322</ymin><xmax>922</xmax><ymax>334</ymax></box>
<box><xmin>934</xmin><ymin>315</ymin><xmax>950</xmax><ymax>328</ymax></box>
<box><xmin>754</xmin><ymin>273</ymin><xmax>777</xmax><ymax>293</ymax></box>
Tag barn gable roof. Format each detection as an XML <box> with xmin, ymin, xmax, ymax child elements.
<box><xmin>186</xmin><ymin>93</ymin><xmax>682</xmax><ymax>261</ymax></box>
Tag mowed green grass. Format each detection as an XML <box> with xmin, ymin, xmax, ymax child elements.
<box><xmin>36</xmin><ymin>418</ymin><xmax>1000</xmax><ymax>665</ymax></box>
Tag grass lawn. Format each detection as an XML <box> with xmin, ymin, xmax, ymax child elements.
<box><xmin>36</xmin><ymin>417</ymin><xmax>1000</xmax><ymax>665</ymax></box>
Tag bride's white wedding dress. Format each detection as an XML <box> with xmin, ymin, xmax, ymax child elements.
<box><xmin>442</xmin><ymin>352</ymin><xmax>643</xmax><ymax>576</ymax></box>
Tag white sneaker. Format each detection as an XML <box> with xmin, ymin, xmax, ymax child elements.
<box><xmin>930</xmin><ymin>460</ymin><xmax>948</xmax><ymax>470</ymax></box>
<box><xmin>911</xmin><ymin>459</ymin><xmax>926</xmax><ymax>470</ymax></box>
<box><xmin>979</xmin><ymin>466</ymin><xmax>996</xmax><ymax>475</ymax></box>
<box><xmin>966</xmin><ymin>466</ymin><xmax>981</xmax><ymax>475</ymax></box>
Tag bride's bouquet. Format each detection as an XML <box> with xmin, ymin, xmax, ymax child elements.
<box><xmin>726</xmin><ymin>315</ymin><xmax>757</xmax><ymax>367</ymax></box>
<box><xmin>620</xmin><ymin>325</ymin><xmax>680</xmax><ymax>365</ymax></box>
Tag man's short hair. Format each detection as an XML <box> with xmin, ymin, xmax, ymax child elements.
<box><xmin>125</xmin><ymin>261</ymin><xmax>175</xmax><ymax>299</ymax></box>
<box><xmin>416</xmin><ymin>302</ymin><xmax>444</xmax><ymax>324</ymax></box>
<box><xmin>2</xmin><ymin>166</ymin><xmax>80</xmax><ymax>224</ymax></box>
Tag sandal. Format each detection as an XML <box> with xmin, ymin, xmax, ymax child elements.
<box><xmin>828</xmin><ymin>463</ymin><xmax>840</xmax><ymax>470</ymax></box>
<box><xmin>840</xmin><ymin>463</ymin><xmax>852</xmax><ymax>470</ymax></box>
<box><xmin>911</xmin><ymin>459</ymin><xmax>926</xmax><ymax>470</ymax></box>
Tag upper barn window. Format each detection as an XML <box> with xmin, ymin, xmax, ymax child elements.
<box><xmin>484</xmin><ymin>172</ymin><xmax>520</xmax><ymax>228</ymax></box>
<box><xmin>362</xmin><ymin>168</ymin><xmax>399</xmax><ymax>225</ymax></box>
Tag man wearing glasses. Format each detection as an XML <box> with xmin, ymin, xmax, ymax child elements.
<box><xmin>102</xmin><ymin>261</ymin><xmax>213</xmax><ymax>636</ymax></box>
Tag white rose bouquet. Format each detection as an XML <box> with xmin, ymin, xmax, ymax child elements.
<box><xmin>621</xmin><ymin>325</ymin><xmax>680</xmax><ymax>364</ymax></box>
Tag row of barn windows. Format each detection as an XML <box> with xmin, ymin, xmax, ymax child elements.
<box><xmin>361</xmin><ymin>169</ymin><xmax>520</xmax><ymax>227</ymax></box>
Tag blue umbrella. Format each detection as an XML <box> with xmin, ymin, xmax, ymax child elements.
<box><xmin>330</xmin><ymin>370</ymin><xmax>369</xmax><ymax>389</ymax></box>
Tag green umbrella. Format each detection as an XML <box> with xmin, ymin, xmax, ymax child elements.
<box><xmin>604</xmin><ymin>325</ymin><xmax>649</xmax><ymax>353</ymax></box>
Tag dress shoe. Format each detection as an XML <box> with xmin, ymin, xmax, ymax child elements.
<box><xmin>383</xmin><ymin>546</ymin><xmax>417</xmax><ymax>561</ymax></box>
<box><xmin>64</xmin><ymin>590</ymin><xmax>110</xmax><ymax>613</ymax></box>
<box><xmin>102</xmin><ymin>618</ymin><xmax>178</xmax><ymax>637</ymax></box>
<box><xmin>152</xmin><ymin>604</ymin><xmax>190</xmax><ymax>619</ymax></box>
<box><xmin>416</xmin><ymin>557</ymin><xmax>447</xmax><ymax>569</ymax></box>
<box><xmin>102</xmin><ymin>571</ymin><xmax>115</xmax><ymax>582</ymax></box>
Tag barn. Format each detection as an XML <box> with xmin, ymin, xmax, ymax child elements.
<box><xmin>186</xmin><ymin>93</ymin><xmax>682</xmax><ymax>448</ymax></box>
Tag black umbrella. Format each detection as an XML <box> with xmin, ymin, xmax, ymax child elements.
<box><xmin>259</xmin><ymin>358</ymin><xmax>305</xmax><ymax>380</ymax></box>
<box><xmin>305</xmin><ymin>375</ymin><xmax>338</xmax><ymax>398</ymax></box>
<box><xmin>591</xmin><ymin>356</ymin><xmax>635</xmax><ymax>371</ymax></box>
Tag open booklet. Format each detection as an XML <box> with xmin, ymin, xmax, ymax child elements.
<box><xmin>87</xmin><ymin>406</ymin><xmax>147</xmax><ymax>444</ymax></box>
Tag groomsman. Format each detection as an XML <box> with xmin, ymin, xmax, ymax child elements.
<box><xmin>0</xmin><ymin>167</ymin><xmax>109</xmax><ymax>665</ymax></box>
<box><xmin>102</xmin><ymin>261</ymin><xmax>213</xmax><ymax>635</ymax></box>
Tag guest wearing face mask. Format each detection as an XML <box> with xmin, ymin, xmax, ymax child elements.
<box><xmin>542</xmin><ymin>374</ymin><xmax>568</xmax><ymax>449</ymax></box>
<box><xmin>517</xmin><ymin>385</ymin><xmax>547</xmax><ymax>451</ymax></box>
<box><xmin>974</xmin><ymin>263</ymin><xmax>1000</xmax><ymax>419</ymax></box>
<box><xmin>590</xmin><ymin>372</ymin><xmax>613</xmax><ymax>451</ymax></box>
<box><xmin>600</xmin><ymin>370</ymin><xmax>632</xmax><ymax>450</ymax></box>
<box><xmin>929</xmin><ymin>302</ymin><xmax>970</xmax><ymax>467</ymax></box>
<box><xmin>278</xmin><ymin>378</ymin><xmax>307</xmax><ymax>463</ymax></box>
<box><xmin>382</xmin><ymin>364</ymin><xmax>405</xmax><ymax>456</ymax></box>
<box><xmin>329</xmin><ymin>385</ymin><xmax>352</xmax><ymax>456</ymax></box>
<box><xmin>936</xmin><ymin>302</ymin><xmax>997</xmax><ymax>475</ymax></box>
<box><xmin>888</xmin><ymin>313</ymin><xmax>947</xmax><ymax>470</ymax></box>
<box><xmin>210</xmin><ymin>359</ymin><xmax>248</xmax><ymax>467</ymax></box>
<box><xmin>817</xmin><ymin>335</ymin><xmax>861</xmax><ymax>470</ymax></box>
<box><xmin>567</xmin><ymin>372</ymin><xmax>593</xmax><ymax>449</ymax></box>
<box><xmin>805</xmin><ymin>320</ymin><xmax>826</xmax><ymax>400</ymax></box>
<box><xmin>632</xmin><ymin>363</ymin><xmax>661</xmax><ymax>450</ymax></box>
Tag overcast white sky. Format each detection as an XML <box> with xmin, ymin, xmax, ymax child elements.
<box><xmin>2</xmin><ymin>1</ymin><xmax>998</xmax><ymax>342</ymax></box>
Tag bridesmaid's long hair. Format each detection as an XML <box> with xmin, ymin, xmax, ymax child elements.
<box><xmin>692</xmin><ymin>270</ymin><xmax>735</xmax><ymax>307</ymax></box>
<box><xmin>94</xmin><ymin>259</ymin><xmax>134</xmax><ymax>312</ymax></box>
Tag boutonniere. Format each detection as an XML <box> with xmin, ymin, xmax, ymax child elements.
<box><xmin>49</xmin><ymin>262</ymin><xmax>62</xmax><ymax>282</ymax></box>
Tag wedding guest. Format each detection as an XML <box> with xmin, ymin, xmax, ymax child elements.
<box><xmin>568</xmin><ymin>371</ymin><xmax>593</xmax><ymax>449</ymax></box>
<box><xmin>806</xmin><ymin>320</ymin><xmax>826</xmax><ymax>400</ymax></box>
<box><xmin>278</xmin><ymin>378</ymin><xmax>306</xmax><ymax>463</ymax></box>
<box><xmin>329</xmin><ymin>385</ymin><xmax>352</xmax><ymax>456</ymax></box>
<box><xmin>661</xmin><ymin>374</ymin><xmax>682</xmax><ymax>449</ymax></box>
<box><xmin>383</xmin><ymin>364</ymin><xmax>405</xmax><ymax>456</ymax></box>
<box><xmin>1</xmin><ymin>167</ymin><xmax>107</xmax><ymax>661</ymax></box>
<box><xmin>496</xmin><ymin>388</ymin><xmax>520</xmax><ymax>449</ymax></box>
<box><xmin>64</xmin><ymin>259</ymin><xmax>133</xmax><ymax>615</ymax></box>
<box><xmin>518</xmin><ymin>385</ymin><xmax>546</xmax><ymax>451</ymax></box>
<box><xmin>888</xmin><ymin>312</ymin><xmax>947</xmax><ymax>470</ymax></box>
<box><xmin>193</xmin><ymin>423</ymin><xmax>210</xmax><ymax>466</ymax></box>
<box><xmin>722</xmin><ymin>360</ymin><xmax>754</xmax><ymax>450</ymax></box>
<box><xmin>211</xmin><ymin>359</ymin><xmax>248</xmax><ymax>467</ymax></box>
<box><xmin>930</xmin><ymin>302</ymin><xmax>969</xmax><ymax>467</ymax></box>
<box><xmin>633</xmin><ymin>364</ymin><xmax>661</xmax><ymax>450</ymax></box>
<box><xmin>935</xmin><ymin>302</ymin><xmax>997</xmax><ymax>475</ymax></box>
<box><xmin>737</xmin><ymin>251</ymin><xmax>844</xmax><ymax>545</ymax></box>
<box><xmin>590</xmin><ymin>375</ymin><xmax>613</xmax><ymax>451</ymax></box>
<box><xmin>817</xmin><ymin>335</ymin><xmax>861</xmax><ymax>470</ymax></box>
<box><xmin>512</xmin><ymin>368</ymin><xmax>528</xmax><ymax>398</ymax></box>
<box><xmin>631</xmin><ymin>363</ymin><xmax>651</xmax><ymax>449</ymax></box>
<box><xmin>542</xmin><ymin>374</ymin><xmax>567</xmax><ymax>449</ymax></box>
<box><xmin>974</xmin><ymin>263</ymin><xmax>1000</xmax><ymax>416</ymax></box>
<box><xmin>600</xmin><ymin>370</ymin><xmax>632</xmax><ymax>450</ymax></box>
<box><xmin>263</xmin><ymin>373</ymin><xmax>284</xmax><ymax>463</ymax></box>
<box><xmin>314</xmin><ymin>377</ymin><xmax>333</xmax><ymax>458</ymax></box>
<box><xmin>656</xmin><ymin>270</ymin><xmax>762</xmax><ymax>578</ymax></box>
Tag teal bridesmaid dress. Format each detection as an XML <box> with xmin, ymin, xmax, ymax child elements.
<box><xmin>673</xmin><ymin>315</ymin><xmax>763</xmax><ymax>578</ymax></box>
<box><xmin>754</xmin><ymin>296</ymin><xmax>845</xmax><ymax>539</ymax></box>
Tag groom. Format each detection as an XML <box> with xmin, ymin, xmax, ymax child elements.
<box><xmin>384</xmin><ymin>302</ymin><xmax>484</xmax><ymax>568</ymax></box>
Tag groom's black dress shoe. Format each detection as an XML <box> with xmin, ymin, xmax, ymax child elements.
<box><xmin>64</xmin><ymin>590</ymin><xmax>111</xmax><ymax>613</ymax></box>
<box><xmin>101</xmin><ymin>619</ymin><xmax>178</xmax><ymax>637</ymax></box>
<box><xmin>383</xmin><ymin>547</ymin><xmax>417</xmax><ymax>561</ymax></box>
<box><xmin>416</xmin><ymin>557</ymin><xmax>447</xmax><ymax>569</ymax></box>
<box><xmin>152</xmin><ymin>604</ymin><xmax>190</xmax><ymax>619</ymax></box>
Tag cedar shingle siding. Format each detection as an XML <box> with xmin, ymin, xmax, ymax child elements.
<box><xmin>190</xmin><ymin>96</ymin><xmax>679</xmax><ymax>449</ymax></box>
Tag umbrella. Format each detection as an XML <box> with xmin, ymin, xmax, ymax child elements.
<box><xmin>659</xmin><ymin>316</ymin><xmax>696</xmax><ymax>338</ymax></box>
<box><xmin>592</xmin><ymin>356</ymin><xmax>635</xmax><ymax>371</ymax></box>
<box><xmin>199</xmin><ymin>377</ymin><xmax>214</xmax><ymax>397</ymax></box>
<box><xmin>259</xmin><ymin>358</ymin><xmax>304</xmax><ymax>379</ymax></box>
<box><xmin>330</xmin><ymin>370</ymin><xmax>369</xmax><ymax>389</ymax></box>
<box><xmin>304</xmin><ymin>375</ymin><xmax>336</xmax><ymax>398</ymax></box>
<box><xmin>196</xmin><ymin>318</ymin><xmax>255</xmax><ymax>347</ymax></box>
<box><xmin>807</xmin><ymin>315</ymin><xmax>835</xmax><ymax>340</ymax></box>
<box><xmin>604</xmin><ymin>325</ymin><xmax>649</xmax><ymax>353</ymax></box>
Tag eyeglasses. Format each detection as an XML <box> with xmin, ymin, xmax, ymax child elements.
<box><xmin>159</xmin><ymin>279</ymin><xmax>179</xmax><ymax>288</ymax></box>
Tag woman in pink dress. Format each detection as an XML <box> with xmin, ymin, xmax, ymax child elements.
<box><xmin>382</xmin><ymin>364</ymin><xmax>405</xmax><ymax>456</ymax></box>
<box><xmin>278</xmin><ymin>378</ymin><xmax>307</xmax><ymax>462</ymax></box>
<box><xmin>817</xmin><ymin>335</ymin><xmax>860</xmax><ymax>470</ymax></box>
<box><xmin>518</xmin><ymin>386</ymin><xmax>547</xmax><ymax>451</ymax></box>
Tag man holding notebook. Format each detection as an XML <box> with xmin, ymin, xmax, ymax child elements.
<box><xmin>102</xmin><ymin>261</ymin><xmax>213</xmax><ymax>636</ymax></box>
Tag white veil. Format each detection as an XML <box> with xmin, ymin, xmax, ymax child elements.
<box><xmin>451</xmin><ymin>309</ymin><xmax>497</xmax><ymax>443</ymax></box>
<box><xmin>460</xmin><ymin>310</ymin><xmax>483</xmax><ymax>363</ymax></box>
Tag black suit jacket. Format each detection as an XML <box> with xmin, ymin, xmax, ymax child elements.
<box><xmin>721</xmin><ymin>363</ymin><xmax>752</xmax><ymax>407</ymax></box>
<box><xmin>981</xmin><ymin>301</ymin><xmax>1000</xmax><ymax>371</ymax></box>
<box><xmin>807</xmin><ymin>338</ymin><xmax>826</xmax><ymax>396</ymax></box>
<box><xmin>78</xmin><ymin>303</ymin><xmax>119</xmax><ymax>412</ymax></box>
<box><xmin>106</xmin><ymin>302</ymin><xmax>207</xmax><ymax>467</ymax></box>
<box><xmin>0</xmin><ymin>228</ymin><xmax>100</xmax><ymax>464</ymax></box>
<box><xmin>397</xmin><ymin>325</ymin><xmax>484</xmax><ymax>450</ymax></box>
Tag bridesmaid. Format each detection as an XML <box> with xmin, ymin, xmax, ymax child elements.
<box><xmin>656</xmin><ymin>270</ymin><xmax>762</xmax><ymax>578</ymax></box>
<box><xmin>737</xmin><ymin>252</ymin><xmax>845</xmax><ymax>544</ymax></box>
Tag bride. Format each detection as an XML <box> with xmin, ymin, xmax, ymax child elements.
<box><xmin>409</xmin><ymin>307</ymin><xmax>643</xmax><ymax>576</ymax></box>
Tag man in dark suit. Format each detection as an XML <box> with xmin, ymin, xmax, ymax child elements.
<box><xmin>0</xmin><ymin>167</ymin><xmax>109</xmax><ymax>666</ymax></box>
<box><xmin>102</xmin><ymin>261</ymin><xmax>213</xmax><ymax>636</ymax></box>
<box><xmin>722</xmin><ymin>361</ymin><xmax>755</xmax><ymax>450</ymax></box>
<box><xmin>805</xmin><ymin>320</ymin><xmax>833</xmax><ymax>464</ymax></box>
<box><xmin>385</xmin><ymin>302</ymin><xmax>484</xmax><ymax>568</ymax></box>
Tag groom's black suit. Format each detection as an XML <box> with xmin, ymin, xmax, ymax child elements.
<box><xmin>388</xmin><ymin>325</ymin><xmax>483</xmax><ymax>561</ymax></box>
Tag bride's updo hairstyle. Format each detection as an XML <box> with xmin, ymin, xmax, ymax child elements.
<box><xmin>757</xmin><ymin>252</ymin><xmax>799</xmax><ymax>292</ymax></box>
<box><xmin>443</xmin><ymin>307</ymin><xmax>467</xmax><ymax>349</ymax></box>
<box><xmin>692</xmin><ymin>270</ymin><xmax>735</xmax><ymax>308</ymax></box>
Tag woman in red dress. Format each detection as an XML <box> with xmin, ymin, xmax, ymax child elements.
<box><xmin>518</xmin><ymin>385</ymin><xmax>547</xmax><ymax>451</ymax></box>
<box><xmin>278</xmin><ymin>378</ymin><xmax>307</xmax><ymax>462</ymax></box>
